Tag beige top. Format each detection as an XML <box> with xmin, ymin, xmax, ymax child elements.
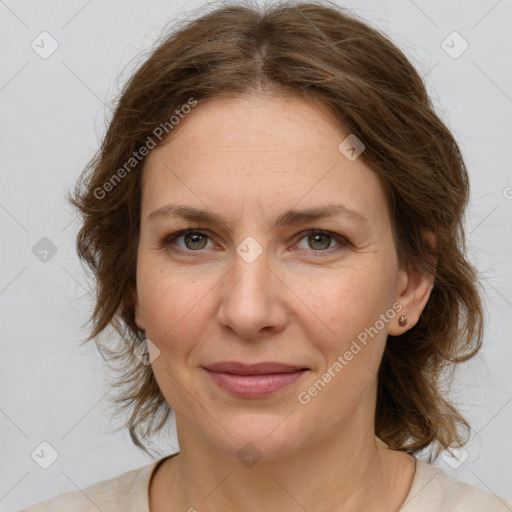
<box><xmin>21</xmin><ymin>455</ymin><xmax>512</xmax><ymax>511</ymax></box>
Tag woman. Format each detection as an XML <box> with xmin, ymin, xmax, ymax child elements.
<box><xmin>23</xmin><ymin>1</ymin><xmax>512</xmax><ymax>510</ymax></box>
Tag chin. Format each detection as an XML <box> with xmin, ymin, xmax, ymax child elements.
<box><xmin>199</xmin><ymin>412</ymin><xmax>310</xmax><ymax>462</ymax></box>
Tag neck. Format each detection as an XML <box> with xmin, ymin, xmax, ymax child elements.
<box><xmin>152</xmin><ymin>419</ymin><xmax>415</xmax><ymax>512</ymax></box>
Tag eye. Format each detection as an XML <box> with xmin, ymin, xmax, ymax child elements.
<box><xmin>295</xmin><ymin>230</ymin><xmax>348</xmax><ymax>254</ymax></box>
<box><xmin>161</xmin><ymin>228</ymin><xmax>349</xmax><ymax>256</ymax></box>
<box><xmin>163</xmin><ymin>229</ymin><xmax>215</xmax><ymax>251</ymax></box>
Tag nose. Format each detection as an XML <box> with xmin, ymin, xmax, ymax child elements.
<box><xmin>217</xmin><ymin>247</ymin><xmax>288</xmax><ymax>340</ymax></box>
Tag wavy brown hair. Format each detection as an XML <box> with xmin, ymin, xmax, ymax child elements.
<box><xmin>71</xmin><ymin>0</ymin><xmax>483</xmax><ymax>459</ymax></box>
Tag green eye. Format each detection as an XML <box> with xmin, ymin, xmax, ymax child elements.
<box><xmin>162</xmin><ymin>228</ymin><xmax>348</xmax><ymax>256</ymax></box>
<box><xmin>296</xmin><ymin>230</ymin><xmax>347</xmax><ymax>253</ymax></box>
<box><xmin>163</xmin><ymin>230</ymin><xmax>213</xmax><ymax>251</ymax></box>
<box><xmin>183</xmin><ymin>232</ymin><xmax>209</xmax><ymax>250</ymax></box>
<box><xmin>306</xmin><ymin>232</ymin><xmax>333</xmax><ymax>250</ymax></box>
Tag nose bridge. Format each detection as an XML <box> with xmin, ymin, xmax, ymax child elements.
<box><xmin>229</xmin><ymin>242</ymin><xmax>271</xmax><ymax>305</ymax></box>
<box><xmin>217</xmin><ymin>239</ymin><xmax>286</xmax><ymax>337</ymax></box>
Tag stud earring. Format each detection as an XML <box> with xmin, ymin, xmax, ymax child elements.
<box><xmin>398</xmin><ymin>315</ymin><xmax>407</xmax><ymax>327</ymax></box>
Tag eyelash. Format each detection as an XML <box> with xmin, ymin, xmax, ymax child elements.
<box><xmin>161</xmin><ymin>228</ymin><xmax>350</xmax><ymax>257</ymax></box>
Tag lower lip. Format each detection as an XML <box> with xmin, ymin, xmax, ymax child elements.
<box><xmin>204</xmin><ymin>369</ymin><xmax>307</xmax><ymax>398</ymax></box>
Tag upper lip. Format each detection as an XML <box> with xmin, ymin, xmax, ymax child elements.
<box><xmin>203</xmin><ymin>361</ymin><xmax>308</xmax><ymax>375</ymax></box>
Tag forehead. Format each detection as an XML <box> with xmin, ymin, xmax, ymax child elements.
<box><xmin>148</xmin><ymin>93</ymin><xmax>345</xmax><ymax>167</ymax></box>
<box><xmin>141</xmin><ymin>93</ymin><xmax>387</xmax><ymax>226</ymax></box>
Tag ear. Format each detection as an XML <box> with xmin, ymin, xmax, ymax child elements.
<box><xmin>127</xmin><ymin>284</ymin><xmax>145</xmax><ymax>332</ymax></box>
<box><xmin>388</xmin><ymin>233</ymin><xmax>437</xmax><ymax>335</ymax></box>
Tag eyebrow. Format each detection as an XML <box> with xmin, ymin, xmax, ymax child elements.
<box><xmin>147</xmin><ymin>203</ymin><xmax>368</xmax><ymax>230</ymax></box>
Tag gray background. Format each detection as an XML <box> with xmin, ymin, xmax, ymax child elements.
<box><xmin>1</xmin><ymin>0</ymin><xmax>511</xmax><ymax>510</ymax></box>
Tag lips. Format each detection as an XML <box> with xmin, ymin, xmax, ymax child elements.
<box><xmin>202</xmin><ymin>361</ymin><xmax>309</xmax><ymax>398</ymax></box>
<box><xmin>204</xmin><ymin>361</ymin><xmax>308</xmax><ymax>375</ymax></box>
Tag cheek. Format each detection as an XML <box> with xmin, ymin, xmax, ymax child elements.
<box><xmin>137</xmin><ymin>256</ymin><xmax>211</xmax><ymax>332</ymax></box>
<box><xmin>137</xmin><ymin>266</ymin><xmax>215</xmax><ymax>408</ymax></box>
<box><xmin>298</xmin><ymin>263</ymin><xmax>395</xmax><ymax>337</ymax></box>
<box><xmin>294</xmin><ymin>262</ymin><xmax>398</xmax><ymax>394</ymax></box>
<box><xmin>294</xmin><ymin>269</ymin><xmax>394</xmax><ymax>417</ymax></box>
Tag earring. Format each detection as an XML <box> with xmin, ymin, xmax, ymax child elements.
<box><xmin>398</xmin><ymin>315</ymin><xmax>407</xmax><ymax>327</ymax></box>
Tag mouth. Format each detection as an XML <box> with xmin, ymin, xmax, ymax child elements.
<box><xmin>202</xmin><ymin>361</ymin><xmax>309</xmax><ymax>398</ymax></box>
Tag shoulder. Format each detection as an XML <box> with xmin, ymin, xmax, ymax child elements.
<box><xmin>401</xmin><ymin>458</ymin><xmax>512</xmax><ymax>512</ymax></box>
<box><xmin>20</xmin><ymin>461</ymin><xmax>157</xmax><ymax>512</ymax></box>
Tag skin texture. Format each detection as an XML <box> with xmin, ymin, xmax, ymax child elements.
<box><xmin>133</xmin><ymin>93</ymin><xmax>434</xmax><ymax>511</ymax></box>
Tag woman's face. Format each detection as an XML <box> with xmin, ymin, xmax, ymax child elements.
<box><xmin>134</xmin><ymin>93</ymin><xmax>412</xmax><ymax>459</ymax></box>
